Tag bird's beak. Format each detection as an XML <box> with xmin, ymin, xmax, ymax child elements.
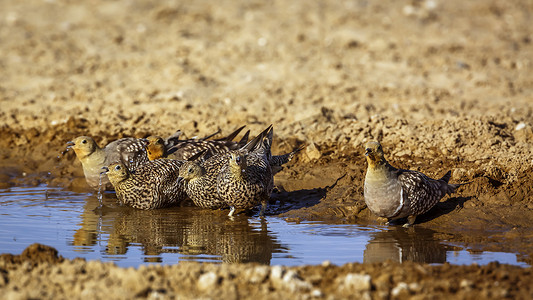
<box><xmin>365</xmin><ymin>148</ymin><xmax>371</xmax><ymax>156</ymax></box>
<box><xmin>66</xmin><ymin>141</ymin><xmax>75</xmax><ymax>146</ymax></box>
<box><xmin>101</xmin><ymin>166</ymin><xmax>109</xmax><ymax>174</ymax></box>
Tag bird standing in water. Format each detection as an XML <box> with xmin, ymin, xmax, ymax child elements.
<box><xmin>67</xmin><ymin>136</ymin><xmax>148</xmax><ymax>190</ymax></box>
<box><xmin>216</xmin><ymin>135</ymin><xmax>273</xmax><ymax>217</ymax></box>
<box><xmin>363</xmin><ymin>141</ymin><xmax>463</xmax><ymax>227</ymax></box>
<box><xmin>178</xmin><ymin>125</ymin><xmax>274</xmax><ymax>216</ymax></box>
<box><xmin>105</xmin><ymin>159</ymin><xmax>188</xmax><ymax>210</ymax></box>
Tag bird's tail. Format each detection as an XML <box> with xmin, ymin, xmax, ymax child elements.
<box><xmin>266</xmin><ymin>126</ymin><xmax>274</xmax><ymax>150</ymax></box>
<box><xmin>439</xmin><ymin>171</ymin><xmax>452</xmax><ymax>183</ymax></box>
<box><xmin>439</xmin><ymin>170</ymin><xmax>470</xmax><ymax>195</ymax></box>
<box><xmin>241</xmin><ymin>124</ymin><xmax>272</xmax><ymax>153</ymax></box>
<box><xmin>270</xmin><ymin>144</ymin><xmax>305</xmax><ymax>167</ymax></box>
<box><xmin>237</xmin><ymin>130</ymin><xmax>250</xmax><ymax>147</ymax></box>
<box><xmin>214</xmin><ymin>125</ymin><xmax>246</xmax><ymax>142</ymax></box>
<box><xmin>188</xmin><ymin>149</ymin><xmax>207</xmax><ymax>162</ymax></box>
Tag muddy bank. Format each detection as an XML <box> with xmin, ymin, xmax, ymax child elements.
<box><xmin>1</xmin><ymin>121</ymin><xmax>533</xmax><ymax>263</ymax></box>
<box><xmin>1</xmin><ymin>244</ymin><xmax>532</xmax><ymax>299</ymax></box>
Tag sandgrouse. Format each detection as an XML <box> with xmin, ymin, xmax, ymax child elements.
<box><xmin>104</xmin><ymin>159</ymin><xmax>188</xmax><ymax>210</ymax></box>
<box><xmin>216</xmin><ymin>130</ymin><xmax>274</xmax><ymax>217</ymax></box>
<box><xmin>67</xmin><ymin>136</ymin><xmax>149</xmax><ymax>190</ymax></box>
<box><xmin>363</xmin><ymin>141</ymin><xmax>462</xmax><ymax>227</ymax></box>
<box><xmin>178</xmin><ymin>125</ymin><xmax>271</xmax><ymax>214</ymax></box>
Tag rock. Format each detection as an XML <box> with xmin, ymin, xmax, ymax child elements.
<box><xmin>281</xmin><ymin>270</ymin><xmax>312</xmax><ymax>292</ymax></box>
<box><xmin>270</xmin><ymin>265</ymin><xmax>284</xmax><ymax>282</ymax></box>
<box><xmin>460</xmin><ymin>279</ymin><xmax>474</xmax><ymax>290</ymax></box>
<box><xmin>514</xmin><ymin>123</ymin><xmax>533</xmax><ymax>142</ymax></box>
<box><xmin>304</xmin><ymin>143</ymin><xmax>321</xmax><ymax>161</ymax></box>
<box><xmin>391</xmin><ymin>282</ymin><xmax>409</xmax><ymax>297</ymax></box>
<box><xmin>311</xmin><ymin>289</ymin><xmax>323</xmax><ymax>297</ymax></box>
<box><xmin>337</xmin><ymin>273</ymin><xmax>372</xmax><ymax>292</ymax></box>
<box><xmin>197</xmin><ymin>272</ymin><xmax>219</xmax><ymax>291</ymax></box>
<box><xmin>270</xmin><ymin>266</ymin><xmax>312</xmax><ymax>292</ymax></box>
<box><xmin>1</xmin><ymin>244</ymin><xmax>65</xmax><ymax>266</ymax></box>
<box><xmin>244</xmin><ymin>266</ymin><xmax>269</xmax><ymax>284</ymax></box>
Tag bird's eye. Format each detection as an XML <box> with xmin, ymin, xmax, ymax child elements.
<box><xmin>115</xmin><ymin>165</ymin><xmax>121</xmax><ymax>171</ymax></box>
<box><xmin>235</xmin><ymin>156</ymin><xmax>241</xmax><ymax>163</ymax></box>
<box><xmin>188</xmin><ymin>167</ymin><xmax>194</xmax><ymax>174</ymax></box>
<box><xmin>82</xmin><ymin>139</ymin><xmax>87</xmax><ymax>144</ymax></box>
<box><xmin>366</xmin><ymin>148</ymin><xmax>372</xmax><ymax>153</ymax></box>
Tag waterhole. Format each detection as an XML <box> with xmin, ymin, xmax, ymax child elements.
<box><xmin>0</xmin><ymin>185</ymin><xmax>528</xmax><ymax>267</ymax></box>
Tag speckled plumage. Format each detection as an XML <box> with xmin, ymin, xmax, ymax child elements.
<box><xmin>106</xmin><ymin>159</ymin><xmax>188</xmax><ymax>210</ymax></box>
<box><xmin>146</xmin><ymin>126</ymin><xmax>249</xmax><ymax>161</ymax></box>
<box><xmin>216</xmin><ymin>135</ymin><xmax>274</xmax><ymax>216</ymax></box>
<box><xmin>363</xmin><ymin>141</ymin><xmax>462</xmax><ymax>227</ymax></box>
<box><xmin>178</xmin><ymin>125</ymin><xmax>273</xmax><ymax>214</ymax></box>
<box><xmin>178</xmin><ymin>155</ymin><xmax>230</xmax><ymax>210</ymax></box>
<box><xmin>67</xmin><ymin>136</ymin><xmax>149</xmax><ymax>190</ymax></box>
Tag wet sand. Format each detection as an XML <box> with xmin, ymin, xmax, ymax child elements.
<box><xmin>0</xmin><ymin>0</ymin><xmax>532</xmax><ymax>298</ymax></box>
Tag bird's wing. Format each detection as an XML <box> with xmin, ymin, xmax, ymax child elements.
<box><xmin>397</xmin><ymin>169</ymin><xmax>444</xmax><ymax>215</ymax></box>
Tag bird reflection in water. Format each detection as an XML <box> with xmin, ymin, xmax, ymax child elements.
<box><xmin>364</xmin><ymin>226</ymin><xmax>451</xmax><ymax>264</ymax></box>
<box><xmin>72</xmin><ymin>194</ymin><xmax>281</xmax><ymax>264</ymax></box>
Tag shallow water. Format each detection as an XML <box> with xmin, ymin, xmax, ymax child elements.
<box><xmin>0</xmin><ymin>185</ymin><xmax>529</xmax><ymax>268</ymax></box>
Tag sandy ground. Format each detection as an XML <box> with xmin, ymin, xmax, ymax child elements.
<box><xmin>0</xmin><ymin>0</ymin><xmax>532</xmax><ymax>298</ymax></box>
<box><xmin>1</xmin><ymin>243</ymin><xmax>533</xmax><ymax>299</ymax></box>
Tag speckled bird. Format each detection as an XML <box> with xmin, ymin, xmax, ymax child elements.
<box><xmin>145</xmin><ymin>126</ymin><xmax>249</xmax><ymax>161</ymax></box>
<box><xmin>105</xmin><ymin>159</ymin><xmax>188</xmax><ymax>210</ymax></box>
<box><xmin>363</xmin><ymin>141</ymin><xmax>462</xmax><ymax>227</ymax></box>
<box><xmin>67</xmin><ymin>136</ymin><xmax>149</xmax><ymax>190</ymax></box>
<box><xmin>178</xmin><ymin>125</ymin><xmax>271</xmax><ymax>213</ymax></box>
<box><xmin>178</xmin><ymin>156</ymin><xmax>230</xmax><ymax>210</ymax></box>
<box><xmin>216</xmin><ymin>141</ymin><xmax>273</xmax><ymax>217</ymax></box>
